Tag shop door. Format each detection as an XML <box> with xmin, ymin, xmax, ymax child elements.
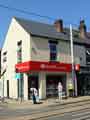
<box><xmin>28</xmin><ymin>76</ymin><xmax>38</xmax><ymax>99</ymax></box>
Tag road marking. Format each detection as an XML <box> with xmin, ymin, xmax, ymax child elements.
<box><xmin>72</xmin><ymin>110</ymin><xmax>90</xmax><ymax>117</ymax></box>
<box><xmin>72</xmin><ymin>114</ymin><xmax>90</xmax><ymax>120</ymax></box>
<box><xmin>37</xmin><ymin>110</ymin><xmax>90</xmax><ymax>120</ymax></box>
<box><xmin>29</xmin><ymin>106</ymin><xmax>90</xmax><ymax>120</ymax></box>
<box><xmin>0</xmin><ymin>107</ymin><xmax>3</xmax><ymax>110</ymax></box>
<box><xmin>3</xmin><ymin>101</ymin><xmax>90</xmax><ymax>120</ymax></box>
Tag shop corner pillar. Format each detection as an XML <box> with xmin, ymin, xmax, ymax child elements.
<box><xmin>39</xmin><ymin>72</ymin><xmax>46</xmax><ymax>99</ymax></box>
<box><xmin>24</xmin><ymin>74</ymin><xmax>28</xmax><ymax>100</ymax></box>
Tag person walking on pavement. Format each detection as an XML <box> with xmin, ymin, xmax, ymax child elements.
<box><xmin>58</xmin><ymin>82</ymin><xmax>63</xmax><ymax>102</ymax></box>
<box><xmin>34</xmin><ymin>88</ymin><xmax>40</xmax><ymax>103</ymax></box>
<box><xmin>68</xmin><ymin>82</ymin><xmax>74</xmax><ymax>97</ymax></box>
<box><xmin>30</xmin><ymin>87</ymin><xmax>37</xmax><ymax>104</ymax></box>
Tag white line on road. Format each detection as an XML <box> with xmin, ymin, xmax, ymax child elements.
<box><xmin>72</xmin><ymin>114</ymin><xmax>90</xmax><ymax>120</ymax></box>
<box><xmin>72</xmin><ymin>110</ymin><xmax>90</xmax><ymax>117</ymax></box>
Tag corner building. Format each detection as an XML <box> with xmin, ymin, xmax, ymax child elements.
<box><xmin>1</xmin><ymin>17</ymin><xmax>89</xmax><ymax>100</ymax></box>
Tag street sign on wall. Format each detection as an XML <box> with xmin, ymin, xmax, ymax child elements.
<box><xmin>15</xmin><ymin>73</ymin><xmax>21</xmax><ymax>80</ymax></box>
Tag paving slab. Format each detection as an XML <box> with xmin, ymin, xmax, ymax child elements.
<box><xmin>0</xmin><ymin>96</ymin><xmax>90</xmax><ymax>109</ymax></box>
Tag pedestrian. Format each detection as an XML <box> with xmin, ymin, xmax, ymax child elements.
<box><xmin>30</xmin><ymin>87</ymin><xmax>37</xmax><ymax>104</ymax></box>
<box><xmin>34</xmin><ymin>88</ymin><xmax>40</xmax><ymax>103</ymax></box>
<box><xmin>68</xmin><ymin>82</ymin><xmax>73</xmax><ymax>97</ymax></box>
<box><xmin>58</xmin><ymin>82</ymin><xmax>63</xmax><ymax>101</ymax></box>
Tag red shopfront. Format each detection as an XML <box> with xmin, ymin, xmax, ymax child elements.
<box><xmin>15</xmin><ymin>61</ymin><xmax>80</xmax><ymax>98</ymax></box>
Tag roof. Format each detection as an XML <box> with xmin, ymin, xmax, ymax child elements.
<box><xmin>15</xmin><ymin>17</ymin><xmax>90</xmax><ymax>45</ymax></box>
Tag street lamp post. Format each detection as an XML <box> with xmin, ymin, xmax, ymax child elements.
<box><xmin>70</xmin><ymin>24</ymin><xmax>77</xmax><ymax>97</ymax></box>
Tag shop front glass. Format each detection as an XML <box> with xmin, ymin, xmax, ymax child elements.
<box><xmin>77</xmin><ymin>74</ymin><xmax>90</xmax><ymax>96</ymax></box>
<box><xmin>46</xmin><ymin>75</ymin><xmax>66</xmax><ymax>98</ymax></box>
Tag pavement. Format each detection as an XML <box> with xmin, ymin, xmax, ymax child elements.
<box><xmin>0</xmin><ymin>96</ymin><xmax>90</xmax><ymax>109</ymax></box>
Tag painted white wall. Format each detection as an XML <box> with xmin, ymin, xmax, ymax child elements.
<box><xmin>31</xmin><ymin>36</ymin><xmax>71</xmax><ymax>62</ymax></box>
<box><xmin>23</xmin><ymin>73</ymin><xmax>28</xmax><ymax>100</ymax></box>
<box><xmin>39</xmin><ymin>72</ymin><xmax>46</xmax><ymax>99</ymax></box>
<box><xmin>31</xmin><ymin>36</ymin><xmax>49</xmax><ymax>61</ymax></box>
<box><xmin>0</xmin><ymin>80</ymin><xmax>3</xmax><ymax>97</ymax></box>
<box><xmin>31</xmin><ymin>36</ymin><xmax>85</xmax><ymax>65</ymax></box>
<box><xmin>1</xmin><ymin>17</ymin><xmax>30</xmax><ymax>99</ymax></box>
<box><xmin>58</xmin><ymin>41</ymin><xmax>71</xmax><ymax>63</ymax></box>
<box><xmin>66</xmin><ymin>73</ymin><xmax>72</xmax><ymax>97</ymax></box>
<box><xmin>74</xmin><ymin>45</ymin><xmax>86</xmax><ymax>66</ymax></box>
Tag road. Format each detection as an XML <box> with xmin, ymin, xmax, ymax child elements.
<box><xmin>39</xmin><ymin>108</ymin><xmax>90</xmax><ymax>120</ymax></box>
<box><xmin>0</xmin><ymin>100</ymin><xmax>90</xmax><ymax>120</ymax></box>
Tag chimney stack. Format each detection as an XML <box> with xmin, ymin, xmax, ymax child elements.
<box><xmin>79</xmin><ymin>20</ymin><xmax>86</xmax><ymax>39</ymax></box>
<box><xmin>54</xmin><ymin>19</ymin><xmax>63</xmax><ymax>32</ymax></box>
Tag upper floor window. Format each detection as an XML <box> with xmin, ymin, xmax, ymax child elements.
<box><xmin>3</xmin><ymin>57</ymin><xmax>7</xmax><ymax>63</ymax></box>
<box><xmin>49</xmin><ymin>43</ymin><xmax>57</xmax><ymax>53</ymax></box>
<box><xmin>17</xmin><ymin>40</ymin><xmax>22</xmax><ymax>46</ymax></box>
<box><xmin>86</xmin><ymin>47</ymin><xmax>90</xmax><ymax>64</ymax></box>
<box><xmin>17</xmin><ymin>40</ymin><xmax>22</xmax><ymax>63</ymax></box>
<box><xmin>48</xmin><ymin>40</ymin><xmax>58</xmax><ymax>61</ymax></box>
<box><xmin>3</xmin><ymin>51</ymin><xmax>7</xmax><ymax>63</ymax></box>
<box><xmin>3</xmin><ymin>51</ymin><xmax>7</xmax><ymax>56</ymax></box>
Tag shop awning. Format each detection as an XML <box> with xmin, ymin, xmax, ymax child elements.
<box><xmin>15</xmin><ymin>61</ymin><xmax>80</xmax><ymax>73</ymax></box>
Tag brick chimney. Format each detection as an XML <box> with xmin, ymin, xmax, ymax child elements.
<box><xmin>79</xmin><ymin>20</ymin><xmax>86</xmax><ymax>39</ymax></box>
<box><xmin>54</xmin><ymin>19</ymin><xmax>63</xmax><ymax>32</ymax></box>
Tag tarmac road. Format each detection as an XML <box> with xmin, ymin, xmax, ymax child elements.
<box><xmin>0</xmin><ymin>97</ymin><xmax>90</xmax><ymax>120</ymax></box>
<box><xmin>38</xmin><ymin>108</ymin><xmax>90</xmax><ymax>120</ymax></box>
<box><xmin>0</xmin><ymin>100</ymin><xmax>90</xmax><ymax>120</ymax></box>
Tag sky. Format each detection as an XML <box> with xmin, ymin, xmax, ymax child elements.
<box><xmin>0</xmin><ymin>0</ymin><xmax>90</xmax><ymax>48</ymax></box>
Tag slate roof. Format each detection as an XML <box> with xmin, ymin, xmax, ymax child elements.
<box><xmin>15</xmin><ymin>17</ymin><xmax>90</xmax><ymax>45</ymax></box>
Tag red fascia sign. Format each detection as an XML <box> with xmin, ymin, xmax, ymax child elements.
<box><xmin>15</xmin><ymin>61</ymin><xmax>80</xmax><ymax>73</ymax></box>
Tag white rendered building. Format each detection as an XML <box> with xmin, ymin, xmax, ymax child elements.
<box><xmin>1</xmin><ymin>17</ymin><xmax>88</xmax><ymax>100</ymax></box>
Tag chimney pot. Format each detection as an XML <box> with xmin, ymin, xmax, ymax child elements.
<box><xmin>54</xmin><ymin>19</ymin><xmax>63</xmax><ymax>32</ymax></box>
<box><xmin>79</xmin><ymin>20</ymin><xmax>86</xmax><ymax>39</ymax></box>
